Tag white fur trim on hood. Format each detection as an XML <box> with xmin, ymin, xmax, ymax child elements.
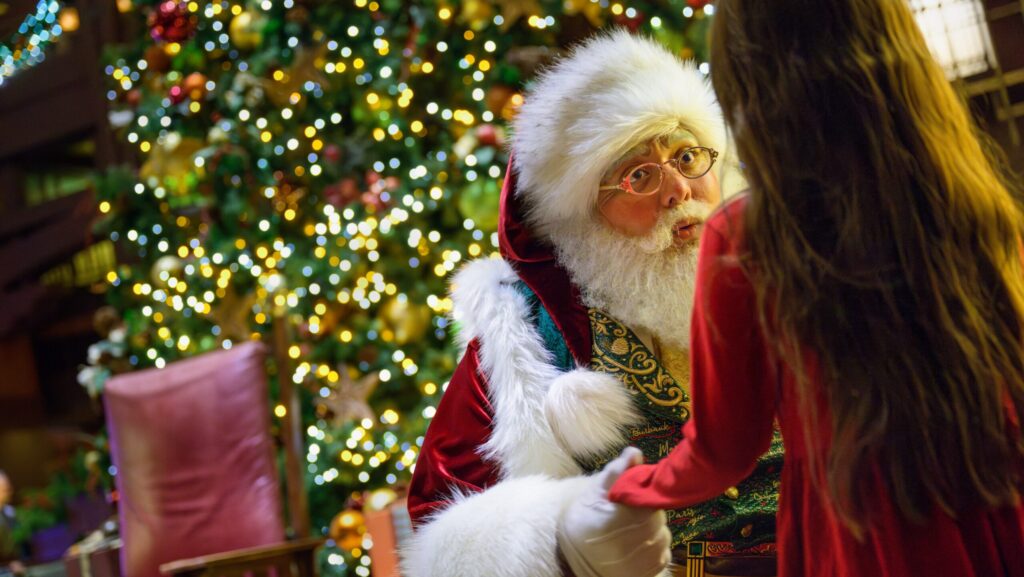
<box><xmin>512</xmin><ymin>29</ymin><xmax>727</xmax><ymax>238</ymax></box>
<box><xmin>449</xmin><ymin>258</ymin><xmax>581</xmax><ymax>479</ymax></box>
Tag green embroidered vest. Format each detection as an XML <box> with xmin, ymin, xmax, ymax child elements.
<box><xmin>516</xmin><ymin>282</ymin><xmax>783</xmax><ymax>553</ymax></box>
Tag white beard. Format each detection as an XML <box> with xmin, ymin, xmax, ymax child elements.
<box><xmin>549</xmin><ymin>201</ymin><xmax>712</xmax><ymax>350</ymax></box>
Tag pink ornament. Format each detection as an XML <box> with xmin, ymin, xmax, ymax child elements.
<box><xmin>168</xmin><ymin>84</ymin><xmax>186</xmax><ymax>104</ymax></box>
<box><xmin>148</xmin><ymin>1</ymin><xmax>197</xmax><ymax>44</ymax></box>
<box><xmin>362</xmin><ymin>191</ymin><xmax>389</xmax><ymax>212</ymax></box>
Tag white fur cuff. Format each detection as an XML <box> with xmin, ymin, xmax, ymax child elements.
<box><xmin>401</xmin><ymin>475</ymin><xmax>592</xmax><ymax>577</ymax></box>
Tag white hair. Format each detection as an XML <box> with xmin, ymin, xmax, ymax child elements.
<box><xmin>511</xmin><ymin>30</ymin><xmax>727</xmax><ymax>240</ymax></box>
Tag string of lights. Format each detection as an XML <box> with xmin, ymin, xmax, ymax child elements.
<box><xmin>0</xmin><ymin>0</ymin><xmax>66</xmax><ymax>86</ymax></box>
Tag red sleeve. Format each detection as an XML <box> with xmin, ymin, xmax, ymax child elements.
<box><xmin>407</xmin><ymin>339</ymin><xmax>501</xmax><ymax>525</ymax></box>
<box><xmin>609</xmin><ymin>200</ymin><xmax>777</xmax><ymax>509</ymax></box>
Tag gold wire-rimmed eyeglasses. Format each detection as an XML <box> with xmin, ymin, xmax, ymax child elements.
<box><xmin>598</xmin><ymin>146</ymin><xmax>719</xmax><ymax>203</ymax></box>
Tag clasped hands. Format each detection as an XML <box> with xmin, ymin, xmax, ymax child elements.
<box><xmin>557</xmin><ymin>448</ymin><xmax>672</xmax><ymax>577</ymax></box>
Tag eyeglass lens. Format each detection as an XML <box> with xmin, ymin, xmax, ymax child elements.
<box><xmin>625</xmin><ymin>147</ymin><xmax>713</xmax><ymax>195</ymax></box>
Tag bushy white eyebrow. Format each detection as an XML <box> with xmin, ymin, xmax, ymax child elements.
<box><xmin>600</xmin><ymin>128</ymin><xmax>698</xmax><ymax>182</ymax></box>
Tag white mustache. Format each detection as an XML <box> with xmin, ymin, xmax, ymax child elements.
<box><xmin>636</xmin><ymin>201</ymin><xmax>712</xmax><ymax>253</ymax></box>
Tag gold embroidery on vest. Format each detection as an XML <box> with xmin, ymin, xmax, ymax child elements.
<box><xmin>590</xmin><ymin>309</ymin><xmax>691</xmax><ymax>418</ymax></box>
<box><xmin>655</xmin><ymin>336</ymin><xmax>691</xmax><ymax>389</ymax></box>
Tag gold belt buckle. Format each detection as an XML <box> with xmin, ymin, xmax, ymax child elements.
<box><xmin>685</xmin><ymin>541</ymin><xmax>706</xmax><ymax>577</ymax></box>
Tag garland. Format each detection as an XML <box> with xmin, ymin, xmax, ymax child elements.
<box><xmin>0</xmin><ymin>0</ymin><xmax>65</xmax><ymax>87</ymax></box>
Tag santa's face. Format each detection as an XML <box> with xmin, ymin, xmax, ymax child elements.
<box><xmin>597</xmin><ymin>129</ymin><xmax>722</xmax><ymax>244</ymax></box>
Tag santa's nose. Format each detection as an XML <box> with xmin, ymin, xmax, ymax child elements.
<box><xmin>661</xmin><ymin>170</ymin><xmax>691</xmax><ymax>208</ymax></box>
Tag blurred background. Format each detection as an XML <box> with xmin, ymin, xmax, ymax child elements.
<box><xmin>0</xmin><ymin>1</ymin><xmax>1021</xmax><ymax>577</ymax></box>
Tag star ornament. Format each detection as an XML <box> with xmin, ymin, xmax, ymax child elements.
<box><xmin>207</xmin><ymin>287</ymin><xmax>258</xmax><ymax>342</ymax></box>
<box><xmin>320</xmin><ymin>364</ymin><xmax>380</xmax><ymax>427</ymax></box>
<box><xmin>564</xmin><ymin>0</ymin><xmax>604</xmax><ymax>28</ymax></box>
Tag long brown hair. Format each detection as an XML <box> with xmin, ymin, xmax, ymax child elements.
<box><xmin>710</xmin><ymin>0</ymin><xmax>1024</xmax><ymax>535</ymax></box>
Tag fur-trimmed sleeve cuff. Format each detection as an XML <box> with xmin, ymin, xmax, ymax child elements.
<box><xmin>401</xmin><ymin>475</ymin><xmax>591</xmax><ymax>577</ymax></box>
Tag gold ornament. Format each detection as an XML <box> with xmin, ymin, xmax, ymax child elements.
<box><xmin>494</xmin><ymin>0</ymin><xmax>542</xmax><ymax>30</ymax></box>
<box><xmin>320</xmin><ymin>364</ymin><xmax>379</xmax><ymax>426</ymax></box>
<box><xmin>151</xmin><ymin>255</ymin><xmax>184</xmax><ymax>287</ymax></box>
<box><xmin>261</xmin><ymin>44</ymin><xmax>328</xmax><ymax>110</ymax></box>
<box><xmin>139</xmin><ymin>133</ymin><xmax>205</xmax><ymax>193</ymax></box>
<box><xmin>229</xmin><ymin>10</ymin><xmax>265</xmax><ymax>51</ymax></box>
<box><xmin>182</xmin><ymin>72</ymin><xmax>208</xmax><ymax>100</ymax></box>
<box><xmin>329</xmin><ymin>509</ymin><xmax>366</xmax><ymax>550</ymax></box>
<box><xmin>564</xmin><ymin>0</ymin><xmax>604</xmax><ymax>27</ymax></box>
<box><xmin>486</xmin><ymin>84</ymin><xmax>516</xmax><ymax>115</ymax></box>
<box><xmin>379</xmin><ymin>298</ymin><xmax>432</xmax><ymax>345</ymax></box>
<box><xmin>457</xmin><ymin>0</ymin><xmax>493</xmax><ymax>30</ymax></box>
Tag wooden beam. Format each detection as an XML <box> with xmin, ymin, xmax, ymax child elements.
<box><xmin>0</xmin><ymin>189</ymin><xmax>89</xmax><ymax>242</ymax></box>
<box><xmin>0</xmin><ymin>47</ymin><xmax>90</xmax><ymax>116</ymax></box>
<box><xmin>0</xmin><ymin>83</ymin><xmax>97</xmax><ymax>159</ymax></box>
<box><xmin>964</xmin><ymin>67</ymin><xmax>1024</xmax><ymax>96</ymax></box>
<box><xmin>0</xmin><ymin>164</ymin><xmax>21</xmax><ymax>214</ymax></box>
<box><xmin>0</xmin><ymin>335</ymin><xmax>46</xmax><ymax>430</ymax></box>
<box><xmin>0</xmin><ymin>283</ymin><xmax>52</xmax><ymax>337</ymax></box>
<box><xmin>986</xmin><ymin>2</ymin><xmax>1021</xmax><ymax>21</ymax></box>
<box><xmin>996</xmin><ymin>101</ymin><xmax>1024</xmax><ymax>122</ymax></box>
<box><xmin>0</xmin><ymin>194</ymin><xmax>96</xmax><ymax>290</ymax></box>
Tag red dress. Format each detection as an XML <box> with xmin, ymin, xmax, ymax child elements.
<box><xmin>609</xmin><ymin>196</ymin><xmax>1024</xmax><ymax>577</ymax></box>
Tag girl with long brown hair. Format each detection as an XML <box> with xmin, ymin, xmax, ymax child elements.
<box><xmin>609</xmin><ymin>1</ymin><xmax>1024</xmax><ymax>575</ymax></box>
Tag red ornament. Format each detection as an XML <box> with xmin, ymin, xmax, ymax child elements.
<box><xmin>475</xmin><ymin>124</ymin><xmax>503</xmax><ymax>148</ymax></box>
<box><xmin>125</xmin><ymin>89</ymin><xmax>142</xmax><ymax>107</ymax></box>
<box><xmin>148</xmin><ymin>1</ymin><xmax>197</xmax><ymax>44</ymax></box>
<box><xmin>686</xmin><ymin>0</ymin><xmax>711</xmax><ymax>7</ymax></box>
<box><xmin>324</xmin><ymin>144</ymin><xmax>342</xmax><ymax>164</ymax></box>
<box><xmin>168</xmin><ymin>84</ymin><xmax>186</xmax><ymax>104</ymax></box>
<box><xmin>614</xmin><ymin>9</ymin><xmax>645</xmax><ymax>32</ymax></box>
<box><xmin>324</xmin><ymin>178</ymin><xmax>360</xmax><ymax>209</ymax></box>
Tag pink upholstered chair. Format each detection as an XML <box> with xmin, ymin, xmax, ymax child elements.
<box><xmin>104</xmin><ymin>341</ymin><xmax>319</xmax><ymax>577</ymax></box>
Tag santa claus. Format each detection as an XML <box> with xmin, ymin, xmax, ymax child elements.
<box><xmin>404</xmin><ymin>31</ymin><xmax>782</xmax><ymax>577</ymax></box>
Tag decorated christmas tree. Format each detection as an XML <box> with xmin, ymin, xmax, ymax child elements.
<box><xmin>91</xmin><ymin>1</ymin><xmax>713</xmax><ymax>575</ymax></box>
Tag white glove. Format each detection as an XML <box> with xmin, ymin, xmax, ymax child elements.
<box><xmin>557</xmin><ymin>447</ymin><xmax>672</xmax><ymax>577</ymax></box>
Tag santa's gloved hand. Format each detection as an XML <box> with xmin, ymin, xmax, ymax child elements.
<box><xmin>557</xmin><ymin>447</ymin><xmax>671</xmax><ymax>577</ymax></box>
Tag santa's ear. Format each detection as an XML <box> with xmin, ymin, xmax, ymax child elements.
<box><xmin>544</xmin><ymin>369</ymin><xmax>641</xmax><ymax>460</ymax></box>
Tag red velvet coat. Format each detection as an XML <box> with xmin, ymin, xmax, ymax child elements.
<box><xmin>408</xmin><ymin>162</ymin><xmax>595</xmax><ymax>525</ymax></box>
<box><xmin>610</xmin><ymin>196</ymin><xmax>1024</xmax><ymax>577</ymax></box>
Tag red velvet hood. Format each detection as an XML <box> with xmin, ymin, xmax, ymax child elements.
<box><xmin>498</xmin><ymin>156</ymin><xmax>592</xmax><ymax>366</ymax></box>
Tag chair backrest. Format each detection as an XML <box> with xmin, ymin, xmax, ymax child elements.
<box><xmin>104</xmin><ymin>341</ymin><xmax>285</xmax><ymax>577</ymax></box>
